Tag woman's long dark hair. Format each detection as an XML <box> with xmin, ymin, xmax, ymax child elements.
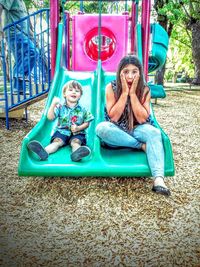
<box><xmin>115</xmin><ymin>55</ymin><xmax>146</xmax><ymax>130</ymax></box>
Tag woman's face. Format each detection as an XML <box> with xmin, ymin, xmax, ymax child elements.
<box><xmin>121</xmin><ymin>64</ymin><xmax>140</xmax><ymax>87</ymax></box>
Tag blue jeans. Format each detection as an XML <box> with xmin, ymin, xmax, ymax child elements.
<box><xmin>9</xmin><ymin>33</ymin><xmax>38</xmax><ymax>90</ymax></box>
<box><xmin>96</xmin><ymin>121</ymin><xmax>164</xmax><ymax>178</ymax></box>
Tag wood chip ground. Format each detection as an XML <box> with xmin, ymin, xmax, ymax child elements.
<box><xmin>0</xmin><ymin>85</ymin><xmax>199</xmax><ymax>267</ymax></box>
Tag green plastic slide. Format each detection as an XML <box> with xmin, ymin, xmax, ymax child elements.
<box><xmin>18</xmin><ymin>23</ymin><xmax>174</xmax><ymax>177</ymax></box>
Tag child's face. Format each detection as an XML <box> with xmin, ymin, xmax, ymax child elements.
<box><xmin>64</xmin><ymin>86</ymin><xmax>82</xmax><ymax>103</ymax></box>
<box><xmin>121</xmin><ymin>64</ymin><xmax>140</xmax><ymax>86</ymax></box>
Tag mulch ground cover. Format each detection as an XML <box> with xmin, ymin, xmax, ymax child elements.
<box><xmin>0</xmin><ymin>87</ymin><xmax>199</xmax><ymax>266</ymax></box>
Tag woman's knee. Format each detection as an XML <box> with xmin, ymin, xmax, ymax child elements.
<box><xmin>134</xmin><ymin>124</ymin><xmax>162</xmax><ymax>141</ymax></box>
<box><xmin>151</xmin><ymin>127</ymin><xmax>161</xmax><ymax>137</ymax></box>
<box><xmin>95</xmin><ymin>121</ymin><xmax>114</xmax><ymax>138</ymax></box>
<box><xmin>146</xmin><ymin>126</ymin><xmax>162</xmax><ymax>140</ymax></box>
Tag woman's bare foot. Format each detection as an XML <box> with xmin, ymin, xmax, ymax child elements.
<box><xmin>141</xmin><ymin>143</ymin><xmax>146</xmax><ymax>151</ymax></box>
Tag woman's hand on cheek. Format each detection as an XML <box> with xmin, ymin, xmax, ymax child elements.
<box><xmin>120</xmin><ymin>73</ymin><xmax>129</xmax><ymax>95</ymax></box>
<box><xmin>129</xmin><ymin>74</ymin><xmax>139</xmax><ymax>95</ymax></box>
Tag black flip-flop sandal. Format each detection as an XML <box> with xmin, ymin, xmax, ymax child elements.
<box><xmin>27</xmin><ymin>140</ymin><xmax>48</xmax><ymax>160</ymax></box>
<box><xmin>71</xmin><ymin>146</ymin><xmax>91</xmax><ymax>162</ymax></box>
<box><xmin>152</xmin><ymin>185</ymin><xmax>171</xmax><ymax>196</ymax></box>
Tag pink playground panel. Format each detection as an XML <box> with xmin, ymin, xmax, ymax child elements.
<box><xmin>72</xmin><ymin>14</ymin><xmax>129</xmax><ymax>72</ymax></box>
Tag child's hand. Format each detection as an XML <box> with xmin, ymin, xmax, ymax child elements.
<box><xmin>71</xmin><ymin>123</ymin><xmax>80</xmax><ymax>133</ymax></box>
<box><xmin>52</xmin><ymin>97</ymin><xmax>60</xmax><ymax>106</ymax></box>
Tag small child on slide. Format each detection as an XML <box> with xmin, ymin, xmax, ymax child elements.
<box><xmin>27</xmin><ymin>80</ymin><xmax>94</xmax><ymax>162</ymax></box>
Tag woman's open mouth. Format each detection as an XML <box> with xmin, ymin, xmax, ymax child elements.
<box><xmin>128</xmin><ymin>82</ymin><xmax>132</xmax><ymax>87</ymax></box>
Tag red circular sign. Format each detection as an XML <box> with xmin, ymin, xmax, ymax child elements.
<box><xmin>84</xmin><ymin>27</ymin><xmax>116</xmax><ymax>61</ymax></box>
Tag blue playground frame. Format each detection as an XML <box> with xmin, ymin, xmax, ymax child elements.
<box><xmin>0</xmin><ymin>8</ymin><xmax>51</xmax><ymax>129</ymax></box>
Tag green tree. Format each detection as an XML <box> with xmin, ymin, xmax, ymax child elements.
<box><xmin>166</xmin><ymin>23</ymin><xmax>194</xmax><ymax>82</ymax></box>
<box><xmin>23</xmin><ymin>0</ymin><xmax>47</xmax><ymax>10</ymax></box>
<box><xmin>154</xmin><ymin>0</ymin><xmax>180</xmax><ymax>84</ymax></box>
<box><xmin>63</xmin><ymin>1</ymin><xmax>126</xmax><ymax>15</ymax></box>
<box><xmin>154</xmin><ymin>0</ymin><xmax>200</xmax><ymax>85</ymax></box>
<box><xmin>179</xmin><ymin>0</ymin><xmax>200</xmax><ymax>84</ymax></box>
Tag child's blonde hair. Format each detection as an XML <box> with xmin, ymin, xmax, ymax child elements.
<box><xmin>62</xmin><ymin>80</ymin><xmax>83</xmax><ymax>95</ymax></box>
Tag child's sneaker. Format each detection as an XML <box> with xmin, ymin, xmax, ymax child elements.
<box><xmin>71</xmin><ymin>146</ymin><xmax>91</xmax><ymax>162</ymax></box>
<box><xmin>27</xmin><ymin>140</ymin><xmax>48</xmax><ymax>160</ymax></box>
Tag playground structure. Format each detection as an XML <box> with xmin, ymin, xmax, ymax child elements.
<box><xmin>0</xmin><ymin>9</ymin><xmax>51</xmax><ymax>129</ymax></box>
<box><xmin>0</xmin><ymin>1</ymin><xmax>168</xmax><ymax>130</ymax></box>
<box><xmin>16</xmin><ymin>0</ymin><xmax>174</xmax><ymax>177</ymax></box>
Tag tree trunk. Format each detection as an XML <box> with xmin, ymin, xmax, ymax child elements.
<box><xmin>191</xmin><ymin>21</ymin><xmax>200</xmax><ymax>85</ymax></box>
<box><xmin>154</xmin><ymin>20</ymin><xmax>173</xmax><ymax>85</ymax></box>
<box><xmin>155</xmin><ymin>63</ymin><xmax>166</xmax><ymax>85</ymax></box>
<box><xmin>153</xmin><ymin>1</ymin><xmax>174</xmax><ymax>85</ymax></box>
